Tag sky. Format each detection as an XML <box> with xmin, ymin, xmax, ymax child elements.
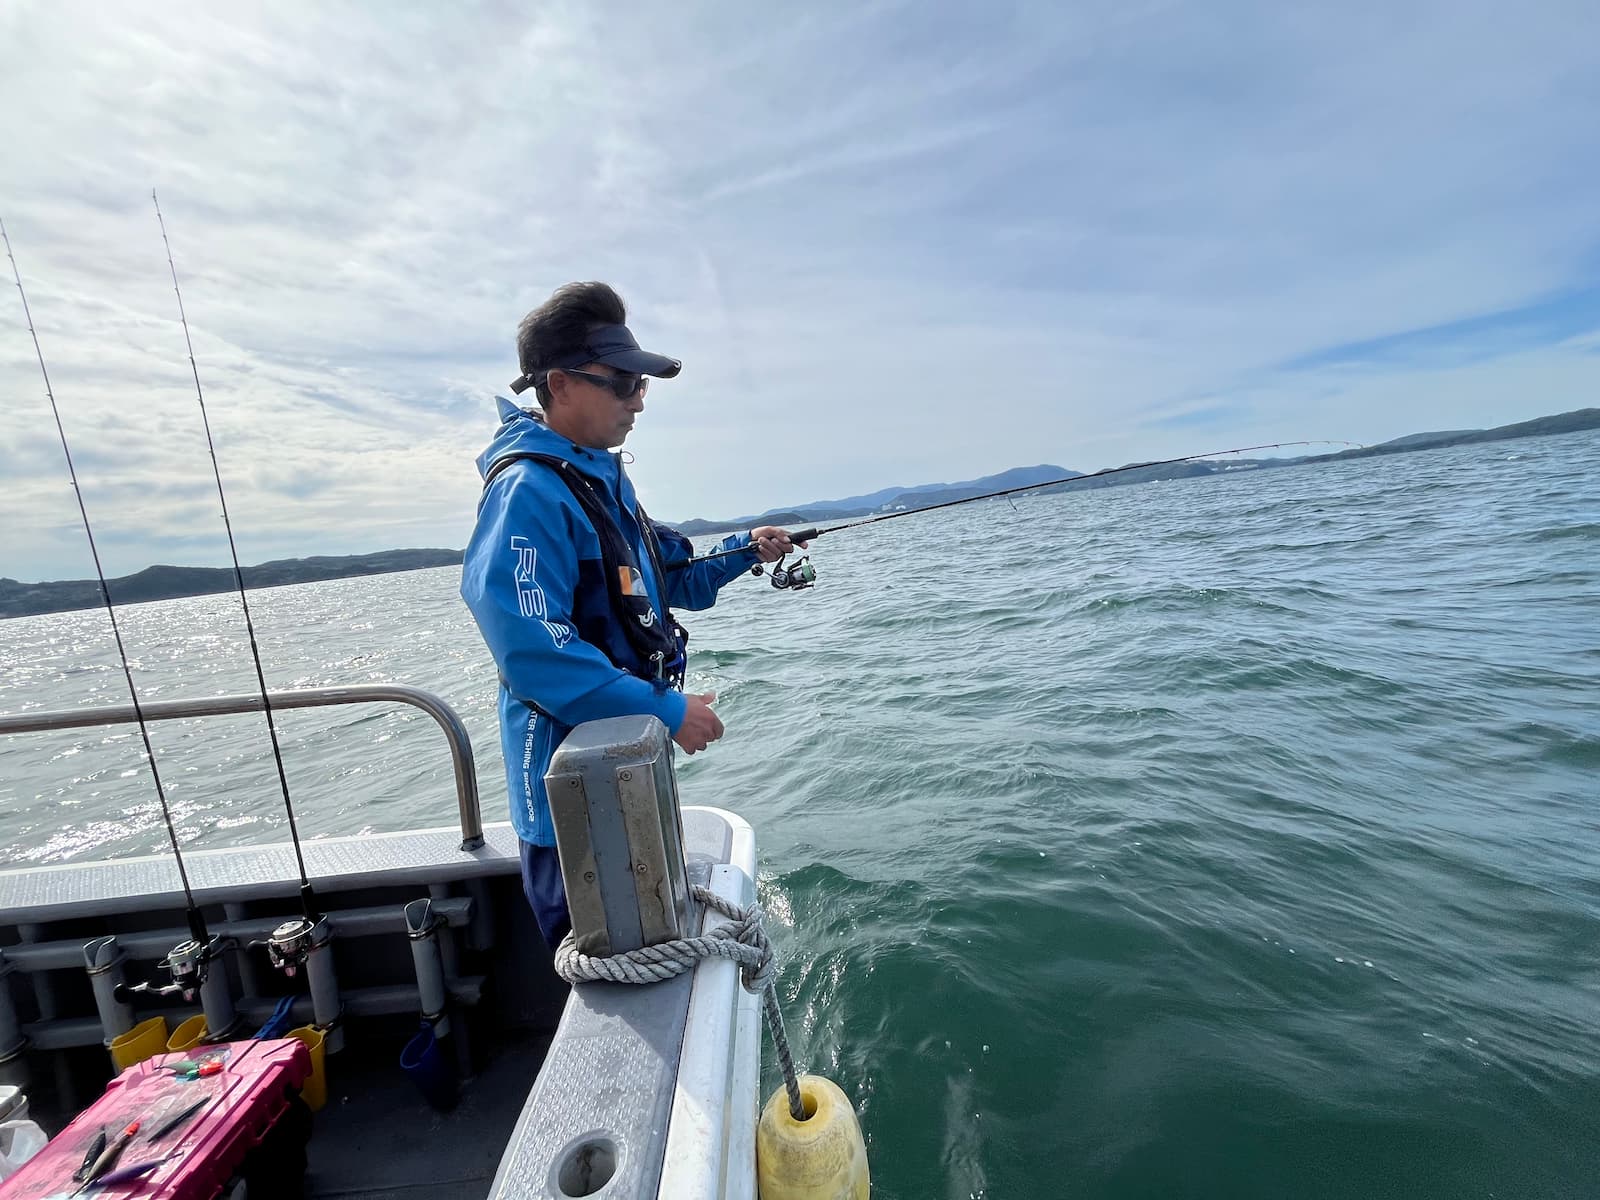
<box><xmin>3</xmin><ymin>1</ymin><xmax>1598</xmax><ymax>581</ymax></box>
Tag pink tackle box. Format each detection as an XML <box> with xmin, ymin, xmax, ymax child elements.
<box><xmin>0</xmin><ymin>1038</ymin><xmax>310</xmax><ymax>1199</ymax></box>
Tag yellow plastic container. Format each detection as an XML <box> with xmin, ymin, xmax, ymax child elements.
<box><xmin>166</xmin><ymin>1015</ymin><xmax>209</xmax><ymax>1054</ymax></box>
<box><xmin>756</xmin><ymin>1075</ymin><xmax>870</xmax><ymax>1200</ymax></box>
<box><xmin>109</xmin><ymin>1016</ymin><xmax>169</xmax><ymax>1072</ymax></box>
<box><xmin>287</xmin><ymin>1026</ymin><xmax>327</xmax><ymax>1112</ymax></box>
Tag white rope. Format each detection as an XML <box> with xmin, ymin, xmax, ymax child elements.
<box><xmin>553</xmin><ymin>884</ymin><xmax>804</xmax><ymax>1119</ymax></box>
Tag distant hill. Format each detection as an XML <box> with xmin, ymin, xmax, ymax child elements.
<box><xmin>671</xmin><ymin>407</ymin><xmax>1600</xmax><ymax>533</ymax></box>
<box><xmin>1300</xmin><ymin>409</ymin><xmax>1600</xmax><ymax>463</ymax></box>
<box><xmin>673</xmin><ymin>463</ymin><xmax>1079</xmax><ymax>534</ymax></box>
<box><xmin>1379</xmin><ymin>430</ymin><xmax>1477</xmax><ymax>450</ymax></box>
<box><xmin>1</xmin><ymin>549</ymin><xmax>463</xmax><ymax>619</ymax></box>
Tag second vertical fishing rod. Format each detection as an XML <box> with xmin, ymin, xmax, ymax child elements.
<box><xmin>152</xmin><ymin>193</ymin><xmax>338</xmax><ymax>1014</ymax></box>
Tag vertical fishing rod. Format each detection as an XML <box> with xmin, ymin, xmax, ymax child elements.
<box><xmin>1</xmin><ymin>217</ymin><xmax>212</xmax><ymax>953</ymax></box>
<box><xmin>152</xmin><ymin>191</ymin><xmax>322</xmax><ymax>932</ymax></box>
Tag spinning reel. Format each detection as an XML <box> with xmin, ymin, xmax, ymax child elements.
<box><xmin>752</xmin><ymin>553</ymin><xmax>817</xmax><ymax>591</ymax></box>
<box><xmin>254</xmin><ymin>913</ymin><xmax>331</xmax><ymax>978</ymax></box>
<box><xmin>116</xmin><ymin>926</ymin><xmax>234</xmax><ymax>1004</ymax></box>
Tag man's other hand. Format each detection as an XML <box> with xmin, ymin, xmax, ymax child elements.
<box><xmin>674</xmin><ymin>691</ymin><xmax>725</xmax><ymax>754</ymax></box>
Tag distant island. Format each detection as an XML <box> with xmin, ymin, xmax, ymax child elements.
<box><xmin>0</xmin><ymin>550</ymin><xmax>463</xmax><ymax>619</ymax></box>
<box><xmin>6</xmin><ymin>407</ymin><xmax>1595</xmax><ymax>619</ymax></box>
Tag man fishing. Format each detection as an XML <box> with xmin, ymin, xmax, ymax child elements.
<box><xmin>460</xmin><ymin>281</ymin><xmax>801</xmax><ymax>948</ymax></box>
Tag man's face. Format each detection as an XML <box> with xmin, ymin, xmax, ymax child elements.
<box><xmin>557</xmin><ymin>364</ymin><xmax>648</xmax><ymax>449</ymax></box>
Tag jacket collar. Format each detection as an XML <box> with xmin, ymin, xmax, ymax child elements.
<box><xmin>482</xmin><ymin>397</ymin><xmax>628</xmax><ymax>492</ymax></box>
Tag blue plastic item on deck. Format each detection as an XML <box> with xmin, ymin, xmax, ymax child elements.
<box><xmin>399</xmin><ymin>1023</ymin><xmax>458</xmax><ymax>1112</ymax></box>
<box><xmin>252</xmin><ymin>996</ymin><xmax>297</xmax><ymax>1040</ymax></box>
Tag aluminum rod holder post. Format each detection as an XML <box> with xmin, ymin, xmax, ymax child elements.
<box><xmin>198</xmin><ymin>938</ymin><xmax>243</xmax><ymax>1040</ymax></box>
<box><xmin>305</xmin><ymin>917</ymin><xmax>343</xmax><ymax>1053</ymax></box>
<box><xmin>82</xmin><ymin>936</ymin><xmax>136</xmax><ymax>1047</ymax></box>
<box><xmin>405</xmin><ymin>898</ymin><xmax>451</xmax><ymax>1038</ymax></box>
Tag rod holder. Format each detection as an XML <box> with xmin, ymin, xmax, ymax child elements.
<box><xmin>82</xmin><ymin>936</ymin><xmax>135</xmax><ymax>1046</ymax></box>
<box><xmin>305</xmin><ymin>917</ymin><xmax>343</xmax><ymax>1053</ymax></box>
<box><xmin>405</xmin><ymin>899</ymin><xmax>451</xmax><ymax>1038</ymax></box>
<box><xmin>198</xmin><ymin>938</ymin><xmax>243</xmax><ymax>1040</ymax></box>
<box><xmin>546</xmin><ymin>715</ymin><xmax>691</xmax><ymax>958</ymax></box>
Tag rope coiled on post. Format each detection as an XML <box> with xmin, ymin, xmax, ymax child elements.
<box><xmin>553</xmin><ymin>884</ymin><xmax>805</xmax><ymax>1120</ymax></box>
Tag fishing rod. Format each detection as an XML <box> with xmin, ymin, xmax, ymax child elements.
<box><xmin>677</xmin><ymin>439</ymin><xmax>1364</xmax><ymax>584</ymax></box>
<box><xmin>2</xmin><ymin>217</ymin><xmax>219</xmax><ymax>1001</ymax></box>
<box><xmin>153</xmin><ymin>191</ymin><xmax>328</xmax><ymax>977</ymax></box>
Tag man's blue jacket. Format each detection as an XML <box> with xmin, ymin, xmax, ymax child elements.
<box><xmin>461</xmin><ymin>398</ymin><xmax>752</xmax><ymax>845</ymax></box>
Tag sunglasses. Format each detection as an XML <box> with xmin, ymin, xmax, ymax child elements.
<box><xmin>561</xmin><ymin>368</ymin><xmax>648</xmax><ymax>400</ymax></box>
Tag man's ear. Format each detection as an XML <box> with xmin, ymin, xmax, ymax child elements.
<box><xmin>543</xmin><ymin>369</ymin><xmax>570</xmax><ymax>409</ymax></box>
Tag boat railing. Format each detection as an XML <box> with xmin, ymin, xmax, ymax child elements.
<box><xmin>0</xmin><ymin>685</ymin><xmax>484</xmax><ymax>850</ymax></box>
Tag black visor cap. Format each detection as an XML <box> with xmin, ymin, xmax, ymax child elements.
<box><xmin>510</xmin><ymin>323</ymin><xmax>681</xmax><ymax>394</ymax></box>
<box><xmin>575</xmin><ymin>323</ymin><xmax>681</xmax><ymax>378</ymax></box>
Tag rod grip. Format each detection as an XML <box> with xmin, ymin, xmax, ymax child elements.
<box><xmin>787</xmin><ymin>528</ymin><xmax>818</xmax><ymax>543</ymax></box>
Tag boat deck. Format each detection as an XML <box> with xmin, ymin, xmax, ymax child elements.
<box><xmin>305</xmin><ymin>1028</ymin><xmax>551</xmax><ymax>1200</ymax></box>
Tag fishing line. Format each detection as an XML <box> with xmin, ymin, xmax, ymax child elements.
<box><xmin>2</xmin><ymin>216</ymin><xmax>210</xmax><ymax>946</ymax></box>
<box><xmin>677</xmin><ymin>439</ymin><xmax>1364</xmax><ymax>570</ymax></box>
<box><xmin>153</xmin><ymin>190</ymin><xmax>320</xmax><ymax>922</ymax></box>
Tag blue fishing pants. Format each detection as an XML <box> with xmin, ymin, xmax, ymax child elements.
<box><xmin>519</xmin><ymin>840</ymin><xmax>572</xmax><ymax>950</ymax></box>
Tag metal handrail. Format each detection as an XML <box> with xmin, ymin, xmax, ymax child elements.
<box><xmin>0</xmin><ymin>685</ymin><xmax>484</xmax><ymax>850</ymax></box>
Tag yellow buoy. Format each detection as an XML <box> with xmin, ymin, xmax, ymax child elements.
<box><xmin>756</xmin><ymin>1074</ymin><xmax>869</xmax><ymax>1200</ymax></box>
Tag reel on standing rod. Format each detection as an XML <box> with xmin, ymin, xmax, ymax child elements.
<box><xmin>254</xmin><ymin>910</ymin><xmax>332</xmax><ymax>979</ymax></box>
<box><xmin>118</xmin><ymin>927</ymin><xmax>235</xmax><ymax>1004</ymax></box>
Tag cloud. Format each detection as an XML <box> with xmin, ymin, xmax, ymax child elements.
<box><xmin>1280</xmin><ymin>287</ymin><xmax>1600</xmax><ymax>374</ymax></box>
<box><xmin>2</xmin><ymin>0</ymin><xmax>1598</xmax><ymax>579</ymax></box>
